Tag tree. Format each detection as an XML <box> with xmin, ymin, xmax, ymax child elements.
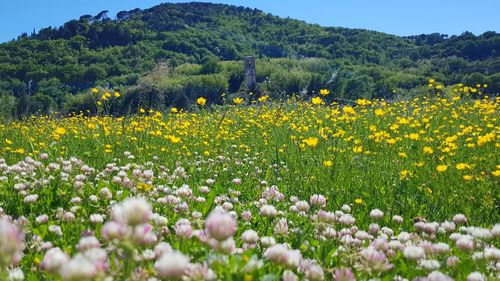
<box><xmin>200</xmin><ymin>56</ymin><xmax>221</xmax><ymax>74</ymax></box>
<box><xmin>36</xmin><ymin>78</ymin><xmax>70</xmax><ymax>106</ymax></box>
<box><xmin>0</xmin><ymin>92</ymin><xmax>16</xmax><ymax>121</ymax></box>
<box><xmin>93</xmin><ymin>10</ymin><xmax>109</xmax><ymax>22</ymax></box>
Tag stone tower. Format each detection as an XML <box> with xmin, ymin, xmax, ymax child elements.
<box><xmin>244</xmin><ymin>56</ymin><xmax>256</xmax><ymax>92</ymax></box>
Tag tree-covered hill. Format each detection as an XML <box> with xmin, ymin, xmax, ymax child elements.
<box><xmin>0</xmin><ymin>2</ymin><xmax>498</xmax><ymax>117</ymax></box>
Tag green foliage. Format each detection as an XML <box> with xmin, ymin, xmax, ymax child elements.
<box><xmin>0</xmin><ymin>92</ymin><xmax>16</xmax><ymax>121</ymax></box>
<box><xmin>0</xmin><ymin>2</ymin><xmax>498</xmax><ymax>117</ymax></box>
<box><xmin>64</xmin><ymin>93</ymin><xmax>97</xmax><ymax>115</ymax></box>
<box><xmin>200</xmin><ymin>56</ymin><xmax>222</xmax><ymax>75</ymax></box>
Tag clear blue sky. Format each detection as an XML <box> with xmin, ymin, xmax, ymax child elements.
<box><xmin>1</xmin><ymin>0</ymin><xmax>499</xmax><ymax>42</ymax></box>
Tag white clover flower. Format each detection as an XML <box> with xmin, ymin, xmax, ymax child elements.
<box><xmin>205</xmin><ymin>211</ymin><xmax>237</xmax><ymax>241</ymax></box>
<box><xmin>48</xmin><ymin>225</ymin><xmax>63</xmax><ymax>237</ymax></box>
<box><xmin>341</xmin><ymin>204</ymin><xmax>351</xmax><ymax>213</ymax></box>
<box><xmin>426</xmin><ymin>271</ymin><xmax>453</xmax><ymax>281</ymax></box>
<box><xmin>434</xmin><ymin>242</ymin><xmax>450</xmax><ymax>255</ymax></box>
<box><xmin>303</xmin><ymin>263</ymin><xmax>324</xmax><ymax>281</ymax></box>
<box><xmin>23</xmin><ymin>194</ymin><xmax>38</xmax><ymax>204</ymax></box>
<box><xmin>265</xmin><ymin>244</ymin><xmax>289</xmax><ymax>264</ymax></box>
<box><xmin>324</xmin><ymin>227</ymin><xmax>337</xmax><ymax>239</ymax></box>
<box><xmin>310</xmin><ymin>194</ymin><xmax>326</xmax><ymax>208</ymax></box>
<box><xmin>452</xmin><ymin>214</ymin><xmax>467</xmax><ymax>224</ymax></box>
<box><xmin>0</xmin><ymin>219</ymin><xmax>24</xmax><ymax>267</ymax></box>
<box><xmin>260</xmin><ymin>205</ymin><xmax>278</xmax><ymax>218</ymax></box>
<box><xmin>8</xmin><ymin>268</ymin><xmax>24</xmax><ymax>281</ymax></box>
<box><xmin>491</xmin><ymin>224</ymin><xmax>500</xmax><ymax>238</ymax></box>
<box><xmin>59</xmin><ymin>254</ymin><xmax>96</xmax><ymax>281</ymax></box>
<box><xmin>456</xmin><ymin>235</ymin><xmax>474</xmax><ymax>251</ymax></box>
<box><xmin>41</xmin><ymin>247</ymin><xmax>69</xmax><ymax>274</ymax></box>
<box><xmin>242</xmin><ymin>229</ymin><xmax>259</xmax><ymax>244</ymax></box>
<box><xmin>467</xmin><ymin>272</ymin><xmax>485</xmax><ymax>281</ymax></box>
<box><xmin>76</xmin><ymin>236</ymin><xmax>100</xmax><ymax>252</ymax></box>
<box><xmin>112</xmin><ymin>197</ymin><xmax>152</xmax><ymax>226</ymax></box>
<box><xmin>419</xmin><ymin>259</ymin><xmax>440</xmax><ymax>271</ymax></box>
<box><xmin>36</xmin><ymin>214</ymin><xmax>49</xmax><ymax>224</ymax></box>
<box><xmin>154</xmin><ymin>242</ymin><xmax>173</xmax><ymax>258</ymax></box>
<box><xmin>89</xmin><ymin>214</ymin><xmax>104</xmax><ymax>224</ymax></box>
<box><xmin>392</xmin><ymin>215</ymin><xmax>403</xmax><ymax>224</ymax></box>
<box><xmin>484</xmin><ymin>247</ymin><xmax>500</xmax><ymax>261</ymax></box>
<box><xmin>185</xmin><ymin>262</ymin><xmax>217</xmax><ymax>280</ymax></box>
<box><xmin>339</xmin><ymin>214</ymin><xmax>355</xmax><ymax>225</ymax></box>
<box><xmin>261</xmin><ymin>236</ymin><xmax>276</xmax><ymax>247</ymax></box>
<box><xmin>154</xmin><ymin>251</ymin><xmax>189</xmax><ymax>279</ymax></box>
<box><xmin>403</xmin><ymin>245</ymin><xmax>425</xmax><ymax>261</ymax></box>
<box><xmin>370</xmin><ymin>209</ymin><xmax>384</xmax><ymax>220</ymax></box>
<box><xmin>468</xmin><ymin>227</ymin><xmax>491</xmax><ymax>240</ymax></box>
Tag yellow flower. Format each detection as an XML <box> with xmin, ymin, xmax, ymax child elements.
<box><xmin>137</xmin><ymin>182</ymin><xmax>153</xmax><ymax>191</ymax></box>
<box><xmin>323</xmin><ymin>160</ymin><xmax>333</xmax><ymax>167</ymax></box>
<box><xmin>463</xmin><ymin>175</ymin><xmax>473</xmax><ymax>181</ymax></box>
<box><xmin>233</xmin><ymin>97</ymin><xmax>244</xmax><ymax>105</ymax></box>
<box><xmin>429</xmin><ymin>78</ymin><xmax>435</xmax><ymax>84</ymax></box>
<box><xmin>171</xmin><ymin>107</ymin><xmax>178</xmax><ymax>113</ymax></box>
<box><xmin>423</xmin><ymin>146</ymin><xmax>434</xmax><ymax>154</ymax></box>
<box><xmin>352</xmin><ymin>146</ymin><xmax>363</xmax><ymax>153</ymax></box>
<box><xmin>114</xmin><ymin>92</ymin><xmax>121</xmax><ymax>98</ymax></box>
<box><xmin>303</xmin><ymin>137</ymin><xmax>319</xmax><ymax>148</ymax></box>
<box><xmin>5</xmin><ymin>139</ymin><xmax>12</xmax><ymax>145</ymax></box>
<box><xmin>398</xmin><ymin>152</ymin><xmax>407</xmax><ymax>158</ymax></box>
<box><xmin>91</xmin><ymin>87</ymin><xmax>99</xmax><ymax>94</ymax></box>
<box><xmin>492</xmin><ymin>170</ymin><xmax>500</xmax><ymax>177</ymax></box>
<box><xmin>374</xmin><ymin>108</ymin><xmax>385</xmax><ymax>116</ymax></box>
<box><xmin>139</xmin><ymin>108</ymin><xmax>146</xmax><ymax>113</ymax></box>
<box><xmin>477</xmin><ymin>133</ymin><xmax>495</xmax><ymax>146</ymax></box>
<box><xmin>400</xmin><ymin>170</ymin><xmax>412</xmax><ymax>180</ymax></box>
<box><xmin>311</xmin><ymin>96</ymin><xmax>323</xmax><ymax>105</ymax></box>
<box><xmin>409</xmin><ymin>133</ymin><xmax>419</xmax><ymax>141</ymax></box>
<box><xmin>197</xmin><ymin>97</ymin><xmax>207</xmax><ymax>106</ymax></box>
<box><xmin>356</xmin><ymin>99</ymin><xmax>369</xmax><ymax>106</ymax></box>
<box><xmin>169</xmin><ymin>135</ymin><xmax>181</xmax><ymax>144</ymax></box>
<box><xmin>354</xmin><ymin>198</ymin><xmax>363</xmax><ymax>204</ymax></box>
<box><xmin>436</xmin><ymin>165</ymin><xmax>448</xmax><ymax>172</ymax></box>
<box><xmin>319</xmin><ymin>89</ymin><xmax>330</xmax><ymax>96</ymax></box>
<box><xmin>55</xmin><ymin>127</ymin><xmax>67</xmax><ymax>135</ymax></box>
<box><xmin>258</xmin><ymin>95</ymin><xmax>269</xmax><ymax>102</ymax></box>
<box><xmin>343</xmin><ymin>106</ymin><xmax>355</xmax><ymax>115</ymax></box>
<box><xmin>15</xmin><ymin>148</ymin><xmax>25</xmax><ymax>154</ymax></box>
<box><xmin>455</xmin><ymin>163</ymin><xmax>470</xmax><ymax>170</ymax></box>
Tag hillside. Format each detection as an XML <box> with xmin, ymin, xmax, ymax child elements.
<box><xmin>0</xmin><ymin>2</ymin><xmax>499</xmax><ymax>117</ymax></box>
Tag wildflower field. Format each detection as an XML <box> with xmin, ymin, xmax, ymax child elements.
<box><xmin>0</xmin><ymin>86</ymin><xmax>499</xmax><ymax>280</ymax></box>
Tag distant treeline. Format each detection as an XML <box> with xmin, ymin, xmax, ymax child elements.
<box><xmin>0</xmin><ymin>2</ymin><xmax>498</xmax><ymax>118</ymax></box>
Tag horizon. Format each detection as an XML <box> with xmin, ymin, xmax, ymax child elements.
<box><xmin>1</xmin><ymin>0</ymin><xmax>499</xmax><ymax>43</ymax></box>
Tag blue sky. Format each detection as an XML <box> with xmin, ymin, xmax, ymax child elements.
<box><xmin>1</xmin><ymin>0</ymin><xmax>499</xmax><ymax>42</ymax></box>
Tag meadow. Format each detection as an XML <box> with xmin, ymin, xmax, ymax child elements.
<box><xmin>0</xmin><ymin>82</ymin><xmax>499</xmax><ymax>280</ymax></box>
